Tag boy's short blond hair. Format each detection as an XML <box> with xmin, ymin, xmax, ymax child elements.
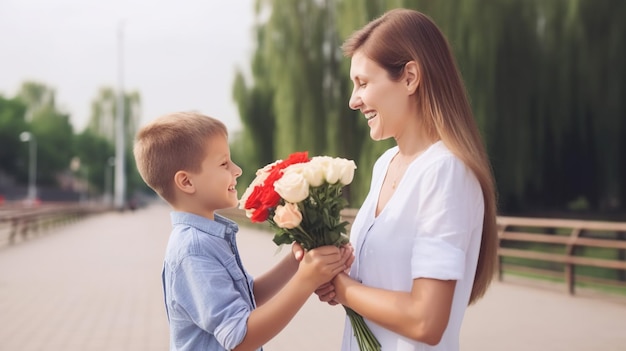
<box><xmin>133</xmin><ymin>111</ymin><xmax>228</xmax><ymax>204</ymax></box>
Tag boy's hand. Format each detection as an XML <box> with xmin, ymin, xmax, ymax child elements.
<box><xmin>296</xmin><ymin>245</ymin><xmax>345</xmax><ymax>290</ymax></box>
<box><xmin>291</xmin><ymin>242</ymin><xmax>304</xmax><ymax>261</ymax></box>
<box><xmin>293</xmin><ymin>242</ymin><xmax>354</xmax><ymax>301</ymax></box>
<box><xmin>292</xmin><ymin>242</ymin><xmax>354</xmax><ymax>271</ymax></box>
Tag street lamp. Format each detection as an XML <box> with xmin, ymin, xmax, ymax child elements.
<box><xmin>19</xmin><ymin>131</ymin><xmax>37</xmax><ymax>203</ymax></box>
<box><xmin>104</xmin><ymin>157</ymin><xmax>115</xmax><ymax>206</ymax></box>
<box><xmin>114</xmin><ymin>20</ymin><xmax>127</xmax><ymax>211</ymax></box>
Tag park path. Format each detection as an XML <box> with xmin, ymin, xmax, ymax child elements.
<box><xmin>0</xmin><ymin>201</ymin><xmax>624</xmax><ymax>350</ymax></box>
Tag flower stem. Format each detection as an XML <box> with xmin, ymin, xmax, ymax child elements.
<box><xmin>344</xmin><ymin>306</ymin><xmax>381</xmax><ymax>351</ymax></box>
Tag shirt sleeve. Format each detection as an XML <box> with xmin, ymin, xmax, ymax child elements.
<box><xmin>411</xmin><ymin>156</ymin><xmax>483</xmax><ymax>281</ymax></box>
<box><xmin>174</xmin><ymin>253</ymin><xmax>251</xmax><ymax>350</ymax></box>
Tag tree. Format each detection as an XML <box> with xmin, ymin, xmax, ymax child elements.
<box><xmin>232</xmin><ymin>21</ymin><xmax>277</xmax><ymax>186</ymax></box>
<box><xmin>14</xmin><ymin>82</ymin><xmax>74</xmax><ymax>187</ymax></box>
<box><xmin>29</xmin><ymin>106</ymin><xmax>75</xmax><ymax>186</ymax></box>
<box><xmin>86</xmin><ymin>87</ymin><xmax>143</xmax><ymax>199</ymax></box>
<box><xmin>0</xmin><ymin>96</ymin><xmax>28</xmax><ymax>179</ymax></box>
<box><xmin>17</xmin><ymin>81</ymin><xmax>56</xmax><ymax>122</ymax></box>
<box><xmin>234</xmin><ymin>0</ymin><xmax>626</xmax><ymax>213</ymax></box>
<box><xmin>87</xmin><ymin>87</ymin><xmax>141</xmax><ymax>146</ymax></box>
<box><xmin>73</xmin><ymin>130</ymin><xmax>115</xmax><ymax>194</ymax></box>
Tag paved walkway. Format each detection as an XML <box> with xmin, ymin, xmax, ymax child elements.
<box><xmin>0</xmin><ymin>202</ymin><xmax>625</xmax><ymax>350</ymax></box>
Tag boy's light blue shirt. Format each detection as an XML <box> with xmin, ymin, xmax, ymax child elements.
<box><xmin>163</xmin><ymin>211</ymin><xmax>259</xmax><ymax>351</ymax></box>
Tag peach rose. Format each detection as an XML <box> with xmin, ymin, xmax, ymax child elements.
<box><xmin>273</xmin><ymin>203</ymin><xmax>303</xmax><ymax>229</ymax></box>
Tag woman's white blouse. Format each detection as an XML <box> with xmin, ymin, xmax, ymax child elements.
<box><xmin>341</xmin><ymin>141</ymin><xmax>484</xmax><ymax>351</ymax></box>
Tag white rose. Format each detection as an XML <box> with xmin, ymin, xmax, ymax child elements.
<box><xmin>274</xmin><ymin>170</ymin><xmax>310</xmax><ymax>203</ymax></box>
<box><xmin>310</xmin><ymin>156</ymin><xmax>341</xmax><ymax>184</ymax></box>
<box><xmin>334</xmin><ymin>158</ymin><xmax>357</xmax><ymax>185</ymax></box>
<box><xmin>289</xmin><ymin>162</ymin><xmax>325</xmax><ymax>187</ymax></box>
<box><xmin>273</xmin><ymin>203</ymin><xmax>303</xmax><ymax>229</ymax></box>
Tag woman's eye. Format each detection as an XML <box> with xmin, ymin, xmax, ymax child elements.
<box><xmin>359</xmin><ymin>82</ymin><xmax>367</xmax><ymax>88</ymax></box>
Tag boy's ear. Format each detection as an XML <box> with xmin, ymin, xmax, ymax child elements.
<box><xmin>174</xmin><ymin>170</ymin><xmax>196</xmax><ymax>194</ymax></box>
<box><xmin>404</xmin><ymin>61</ymin><xmax>420</xmax><ymax>95</ymax></box>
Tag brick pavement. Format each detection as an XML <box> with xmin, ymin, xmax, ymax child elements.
<box><xmin>0</xmin><ymin>203</ymin><xmax>171</xmax><ymax>351</ymax></box>
<box><xmin>1</xmin><ymin>202</ymin><xmax>625</xmax><ymax>350</ymax></box>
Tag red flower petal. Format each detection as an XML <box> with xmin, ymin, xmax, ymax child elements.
<box><xmin>283</xmin><ymin>151</ymin><xmax>309</xmax><ymax>167</ymax></box>
<box><xmin>250</xmin><ymin>207</ymin><xmax>269</xmax><ymax>222</ymax></box>
<box><xmin>261</xmin><ymin>190</ymin><xmax>281</xmax><ymax>208</ymax></box>
<box><xmin>244</xmin><ymin>185</ymin><xmax>263</xmax><ymax>210</ymax></box>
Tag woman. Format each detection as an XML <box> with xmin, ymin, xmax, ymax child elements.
<box><xmin>316</xmin><ymin>8</ymin><xmax>499</xmax><ymax>351</ymax></box>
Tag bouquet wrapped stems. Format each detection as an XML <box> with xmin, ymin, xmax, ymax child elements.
<box><xmin>345</xmin><ymin>307</ymin><xmax>381</xmax><ymax>351</ymax></box>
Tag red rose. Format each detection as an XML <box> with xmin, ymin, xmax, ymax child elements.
<box><xmin>244</xmin><ymin>185</ymin><xmax>264</xmax><ymax>210</ymax></box>
<box><xmin>250</xmin><ymin>206</ymin><xmax>269</xmax><ymax>222</ymax></box>
<box><xmin>282</xmin><ymin>151</ymin><xmax>309</xmax><ymax>167</ymax></box>
<box><xmin>261</xmin><ymin>189</ymin><xmax>281</xmax><ymax>208</ymax></box>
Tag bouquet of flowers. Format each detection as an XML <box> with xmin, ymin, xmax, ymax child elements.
<box><xmin>239</xmin><ymin>151</ymin><xmax>381</xmax><ymax>351</ymax></box>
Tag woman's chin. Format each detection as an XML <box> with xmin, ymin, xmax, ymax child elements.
<box><xmin>369</xmin><ymin>128</ymin><xmax>387</xmax><ymax>141</ymax></box>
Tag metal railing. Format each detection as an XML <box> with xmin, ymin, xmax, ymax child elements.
<box><xmin>0</xmin><ymin>202</ymin><xmax>111</xmax><ymax>247</ymax></box>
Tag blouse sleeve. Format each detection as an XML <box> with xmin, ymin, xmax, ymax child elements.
<box><xmin>411</xmin><ymin>156</ymin><xmax>483</xmax><ymax>281</ymax></box>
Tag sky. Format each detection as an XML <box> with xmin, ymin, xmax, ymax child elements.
<box><xmin>0</xmin><ymin>0</ymin><xmax>256</xmax><ymax>132</ymax></box>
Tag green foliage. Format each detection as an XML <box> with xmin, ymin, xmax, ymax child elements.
<box><xmin>73</xmin><ymin>129</ymin><xmax>115</xmax><ymax>193</ymax></box>
<box><xmin>87</xmin><ymin>87</ymin><xmax>141</xmax><ymax>147</ymax></box>
<box><xmin>17</xmin><ymin>81</ymin><xmax>56</xmax><ymax>122</ymax></box>
<box><xmin>233</xmin><ymin>0</ymin><xmax>626</xmax><ymax>215</ymax></box>
<box><xmin>85</xmin><ymin>86</ymin><xmax>144</xmax><ymax>198</ymax></box>
<box><xmin>0</xmin><ymin>96</ymin><xmax>28</xmax><ymax>178</ymax></box>
<box><xmin>7</xmin><ymin>83</ymin><xmax>73</xmax><ymax>187</ymax></box>
<box><xmin>270</xmin><ymin>182</ymin><xmax>350</xmax><ymax>250</ymax></box>
<box><xmin>0</xmin><ymin>81</ymin><xmax>143</xmax><ymax>201</ymax></box>
<box><xmin>30</xmin><ymin>107</ymin><xmax>75</xmax><ymax>186</ymax></box>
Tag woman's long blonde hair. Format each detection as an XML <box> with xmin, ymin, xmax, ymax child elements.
<box><xmin>343</xmin><ymin>8</ymin><xmax>498</xmax><ymax>304</ymax></box>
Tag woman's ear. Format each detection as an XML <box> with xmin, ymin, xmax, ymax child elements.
<box><xmin>174</xmin><ymin>170</ymin><xmax>196</xmax><ymax>195</ymax></box>
<box><xmin>404</xmin><ymin>61</ymin><xmax>420</xmax><ymax>95</ymax></box>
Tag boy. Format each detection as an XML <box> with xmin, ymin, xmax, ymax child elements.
<box><xmin>134</xmin><ymin>112</ymin><xmax>350</xmax><ymax>351</ymax></box>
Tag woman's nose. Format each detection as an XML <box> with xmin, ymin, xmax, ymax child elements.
<box><xmin>348</xmin><ymin>90</ymin><xmax>361</xmax><ymax>110</ymax></box>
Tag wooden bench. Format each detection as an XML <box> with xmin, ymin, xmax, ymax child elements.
<box><xmin>497</xmin><ymin>216</ymin><xmax>626</xmax><ymax>294</ymax></box>
<box><xmin>217</xmin><ymin>207</ymin><xmax>626</xmax><ymax>295</ymax></box>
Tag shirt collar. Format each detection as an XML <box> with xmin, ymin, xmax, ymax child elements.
<box><xmin>170</xmin><ymin>211</ymin><xmax>239</xmax><ymax>239</ymax></box>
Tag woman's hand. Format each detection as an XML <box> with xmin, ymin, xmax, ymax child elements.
<box><xmin>314</xmin><ymin>282</ymin><xmax>339</xmax><ymax>305</ymax></box>
<box><xmin>314</xmin><ymin>243</ymin><xmax>354</xmax><ymax>306</ymax></box>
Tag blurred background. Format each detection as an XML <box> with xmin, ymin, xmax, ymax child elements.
<box><xmin>1</xmin><ymin>1</ymin><xmax>625</xmax><ymax>349</ymax></box>
<box><xmin>1</xmin><ymin>0</ymin><xmax>625</xmax><ymax>218</ymax></box>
